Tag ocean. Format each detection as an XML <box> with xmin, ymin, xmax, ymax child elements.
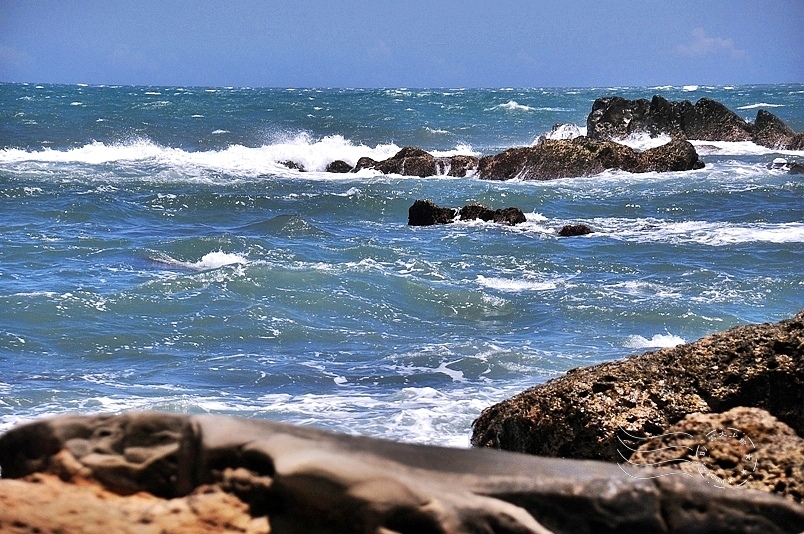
<box><xmin>1</xmin><ymin>83</ymin><xmax>802</xmax><ymax>447</ymax></box>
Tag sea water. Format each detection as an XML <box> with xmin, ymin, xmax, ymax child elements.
<box><xmin>1</xmin><ymin>83</ymin><xmax>802</xmax><ymax>446</ymax></box>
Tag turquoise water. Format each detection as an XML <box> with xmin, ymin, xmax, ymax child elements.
<box><xmin>1</xmin><ymin>83</ymin><xmax>803</xmax><ymax>446</ymax></box>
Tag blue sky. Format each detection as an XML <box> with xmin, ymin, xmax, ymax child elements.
<box><xmin>1</xmin><ymin>0</ymin><xmax>802</xmax><ymax>88</ymax></box>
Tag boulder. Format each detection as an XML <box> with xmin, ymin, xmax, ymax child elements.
<box><xmin>407</xmin><ymin>199</ymin><xmax>455</xmax><ymax>226</ymax></box>
<box><xmin>459</xmin><ymin>204</ymin><xmax>527</xmax><ymax>226</ymax></box>
<box><xmin>476</xmin><ymin>137</ymin><xmax>703</xmax><ymax>181</ymax></box>
<box><xmin>373</xmin><ymin>146</ymin><xmax>437</xmax><ymax>177</ymax></box>
<box><xmin>587</xmin><ymin>96</ymin><xmax>754</xmax><ymax>142</ymax></box>
<box><xmin>788</xmin><ymin>162</ymin><xmax>804</xmax><ymax>175</ymax></box>
<box><xmin>630</xmin><ymin>407</ymin><xmax>804</xmax><ymax>503</ymax></box>
<box><xmin>753</xmin><ymin>110</ymin><xmax>804</xmax><ymax>150</ymax></box>
<box><xmin>279</xmin><ymin>160</ymin><xmax>306</xmax><ymax>172</ymax></box>
<box><xmin>443</xmin><ymin>154</ymin><xmax>480</xmax><ymax>177</ymax></box>
<box><xmin>353</xmin><ymin>156</ymin><xmax>378</xmax><ymax>172</ymax></box>
<box><xmin>558</xmin><ymin>224</ymin><xmax>593</xmax><ymax>237</ymax></box>
<box><xmin>325</xmin><ymin>159</ymin><xmax>354</xmax><ymax>173</ymax></box>
<box><xmin>472</xmin><ymin>310</ymin><xmax>804</xmax><ymax>465</ymax></box>
<box><xmin>2</xmin><ymin>412</ymin><xmax>803</xmax><ymax>534</ymax></box>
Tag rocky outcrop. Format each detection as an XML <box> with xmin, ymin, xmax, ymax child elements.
<box><xmin>279</xmin><ymin>160</ymin><xmax>306</xmax><ymax>172</ymax></box>
<box><xmin>587</xmin><ymin>95</ymin><xmax>804</xmax><ymax>149</ymax></box>
<box><xmin>354</xmin><ymin>147</ymin><xmax>479</xmax><ymax>178</ymax></box>
<box><xmin>472</xmin><ymin>310</ymin><xmax>804</xmax><ymax>465</ymax></box>
<box><xmin>326</xmin><ymin>159</ymin><xmax>354</xmax><ymax>173</ymax></box>
<box><xmin>558</xmin><ymin>223</ymin><xmax>594</xmax><ymax>237</ymax></box>
<box><xmin>477</xmin><ymin>137</ymin><xmax>703</xmax><ymax>180</ymax></box>
<box><xmin>630</xmin><ymin>407</ymin><xmax>804</xmax><ymax>503</ymax></box>
<box><xmin>2</xmin><ymin>412</ymin><xmax>803</xmax><ymax>534</ymax></box>
<box><xmin>408</xmin><ymin>200</ymin><xmax>526</xmax><ymax>226</ymax></box>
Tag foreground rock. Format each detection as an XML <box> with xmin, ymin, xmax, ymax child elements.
<box><xmin>472</xmin><ymin>310</ymin><xmax>804</xmax><ymax>464</ymax></box>
<box><xmin>476</xmin><ymin>137</ymin><xmax>703</xmax><ymax>180</ymax></box>
<box><xmin>630</xmin><ymin>407</ymin><xmax>803</xmax><ymax>503</ymax></box>
<box><xmin>2</xmin><ymin>413</ymin><xmax>803</xmax><ymax>533</ymax></box>
<box><xmin>587</xmin><ymin>95</ymin><xmax>804</xmax><ymax>149</ymax></box>
<box><xmin>408</xmin><ymin>199</ymin><xmax>527</xmax><ymax>226</ymax></box>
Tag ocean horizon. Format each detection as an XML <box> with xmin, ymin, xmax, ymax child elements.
<box><xmin>1</xmin><ymin>82</ymin><xmax>802</xmax><ymax>446</ymax></box>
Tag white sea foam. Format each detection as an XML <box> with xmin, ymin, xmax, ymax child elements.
<box><xmin>593</xmin><ymin>218</ymin><xmax>804</xmax><ymax>246</ymax></box>
<box><xmin>682</xmin><ymin>85</ymin><xmax>699</xmax><ymax>92</ymax></box>
<box><xmin>624</xmin><ymin>333</ymin><xmax>686</xmax><ymax>349</ymax></box>
<box><xmin>151</xmin><ymin>250</ymin><xmax>248</xmax><ymax>270</ymax></box>
<box><xmin>476</xmin><ymin>275</ymin><xmax>559</xmax><ymax>292</ymax></box>
<box><xmin>487</xmin><ymin>100</ymin><xmax>535</xmax><ymax>112</ymax></box>
<box><xmin>737</xmin><ymin>103</ymin><xmax>784</xmax><ymax>110</ymax></box>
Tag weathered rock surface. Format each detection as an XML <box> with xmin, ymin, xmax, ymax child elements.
<box><xmin>325</xmin><ymin>159</ymin><xmax>354</xmax><ymax>173</ymax></box>
<box><xmin>354</xmin><ymin>147</ymin><xmax>479</xmax><ymax>178</ymax></box>
<box><xmin>476</xmin><ymin>137</ymin><xmax>703</xmax><ymax>180</ymax></box>
<box><xmin>471</xmin><ymin>310</ymin><xmax>804</xmax><ymax>465</ymax></box>
<box><xmin>587</xmin><ymin>95</ymin><xmax>804</xmax><ymax>149</ymax></box>
<box><xmin>558</xmin><ymin>223</ymin><xmax>594</xmax><ymax>237</ymax></box>
<box><xmin>629</xmin><ymin>407</ymin><xmax>804</xmax><ymax>503</ymax></box>
<box><xmin>279</xmin><ymin>160</ymin><xmax>306</xmax><ymax>172</ymax></box>
<box><xmin>407</xmin><ymin>199</ymin><xmax>456</xmax><ymax>226</ymax></box>
<box><xmin>2</xmin><ymin>412</ymin><xmax>803</xmax><ymax>533</ymax></box>
<box><xmin>409</xmin><ymin>200</ymin><xmax>526</xmax><ymax>227</ymax></box>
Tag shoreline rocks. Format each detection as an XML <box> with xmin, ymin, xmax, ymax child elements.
<box><xmin>2</xmin><ymin>412</ymin><xmax>803</xmax><ymax>533</ymax></box>
<box><xmin>471</xmin><ymin>310</ymin><xmax>804</xmax><ymax>503</ymax></box>
<box><xmin>587</xmin><ymin>95</ymin><xmax>804</xmax><ymax>150</ymax></box>
<box><xmin>408</xmin><ymin>199</ymin><xmax>527</xmax><ymax>226</ymax></box>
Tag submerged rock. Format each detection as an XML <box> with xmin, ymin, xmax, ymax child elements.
<box><xmin>472</xmin><ymin>310</ymin><xmax>804</xmax><ymax>467</ymax></box>
<box><xmin>2</xmin><ymin>412</ymin><xmax>803</xmax><ymax>533</ymax></box>
<box><xmin>279</xmin><ymin>160</ymin><xmax>306</xmax><ymax>172</ymax></box>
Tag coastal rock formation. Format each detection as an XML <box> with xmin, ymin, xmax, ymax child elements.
<box><xmin>408</xmin><ymin>200</ymin><xmax>527</xmax><ymax>226</ymax></box>
<box><xmin>325</xmin><ymin>159</ymin><xmax>354</xmax><ymax>173</ymax></box>
<box><xmin>476</xmin><ymin>137</ymin><xmax>703</xmax><ymax>180</ymax></box>
<box><xmin>558</xmin><ymin>223</ymin><xmax>593</xmax><ymax>237</ymax></box>
<box><xmin>2</xmin><ymin>412</ymin><xmax>804</xmax><ymax>534</ymax></box>
<box><xmin>354</xmin><ymin>147</ymin><xmax>479</xmax><ymax>178</ymax></box>
<box><xmin>630</xmin><ymin>407</ymin><xmax>804</xmax><ymax>503</ymax></box>
<box><xmin>587</xmin><ymin>95</ymin><xmax>804</xmax><ymax>149</ymax></box>
<box><xmin>471</xmin><ymin>310</ymin><xmax>804</xmax><ymax>465</ymax></box>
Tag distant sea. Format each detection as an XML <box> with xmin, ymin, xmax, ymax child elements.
<box><xmin>1</xmin><ymin>83</ymin><xmax>802</xmax><ymax>446</ymax></box>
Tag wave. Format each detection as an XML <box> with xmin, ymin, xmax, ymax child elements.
<box><xmin>624</xmin><ymin>332</ymin><xmax>686</xmax><ymax>349</ymax></box>
<box><xmin>736</xmin><ymin>103</ymin><xmax>784</xmax><ymax>110</ymax></box>
<box><xmin>150</xmin><ymin>250</ymin><xmax>248</xmax><ymax>270</ymax></box>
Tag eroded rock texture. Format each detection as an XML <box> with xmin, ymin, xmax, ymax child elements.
<box><xmin>471</xmin><ymin>310</ymin><xmax>804</xmax><ymax>465</ymax></box>
<box><xmin>2</xmin><ymin>412</ymin><xmax>803</xmax><ymax>533</ymax></box>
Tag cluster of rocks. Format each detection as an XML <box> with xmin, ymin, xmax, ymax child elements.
<box><xmin>587</xmin><ymin>95</ymin><xmax>804</xmax><ymax>150</ymax></box>
<box><xmin>276</xmin><ymin>96</ymin><xmax>803</xmax><ymax>180</ymax></box>
<box><xmin>407</xmin><ymin>199</ymin><xmax>526</xmax><ymax>226</ymax></box>
<box><xmin>2</xmin><ymin>410</ymin><xmax>803</xmax><ymax>533</ymax></box>
<box><xmin>471</xmin><ymin>309</ymin><xmax>804</xmax><ymax>505</ymax></box>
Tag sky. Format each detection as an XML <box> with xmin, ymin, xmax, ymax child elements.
<box><xmin>1</xmin><ymin>0</ymin><xmax>802</xmax><ymax>88</ymax></box>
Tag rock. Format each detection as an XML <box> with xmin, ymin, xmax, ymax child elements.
<box><xmin>353</xmin><ymin>156</ymin><xmax>378</xmax><ymax>172</ymax></box>
<box><xmin>684</xmin><ymin>98</ymin><xmax>753</xmax><ymax>142</ymax></box>
<box><xmin>325</xmin><ymin>160</ymin><xmax>353</xmax><ymax>173</ymax></box>
<box><xmin>459</xmin><ymin>204</ymin><xmax>526</xmax><ymax>226</ymax></box>
<box><xmin>492</xmin><ymin>207</ymin><xmax>527</xmax><ymax>225</ymax></box>
<box><xmin>635</xmin><ymin>138</ymin><xmax>705</xmax><ymax>172</ymax></box>
<box><xmin>753</xmin><ymin>110</ymin><xmax>804</xmax><ymax>150</ymax></box>
<box><xmin>407</xmin><ymin>199</ymin><xmax>455</xmax><ymax>226</ymax></box>
<box><xmin>373</xmin><ymin>146</ymin><xmax>437</xmax><ymax>177</ymax></box>
<box><xmin>2</xmin><ymin>412</ymin><xmax>803</xmax><ymax>534</ymax></box>
<box><xmin>630</xmin><ymin>407</ymin><xmax>804</xmax><ymax>504</ymax></box>
<box><xmin>279</xmin><ymin>160</ymin><xmax>306</xmax><ymax>172</ymax></box>
<box><xmin>472</xmin><ymin>310</ymin><xmax>804</xmax><ymax>465</ymax></box>
<box><xmin>586</xmin><ymin>96</ymin><xmax>652</xmax><ymax>140</ymax></box>
<box><xmin>444</xmin><ymin>155</ymin><xmax>479</xmax><ymax>177</ymax></box>
<box><xmin>558</xmin><ymin>224</ymin><xmax>593</xmax><ymax>237</ymax></box>
<box><xmin>477</xmin><ymin>138</ymin><xmax>638</xmax><ymax>180</ymax></box>
<box><xmin>788</xmin><ymin>162</ymin><xmax>804</xmax><ymax>174</ymax></box>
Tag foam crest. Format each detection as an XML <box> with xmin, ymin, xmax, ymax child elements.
<box><xmin>594</xmin><ymin>218</ymin><xmax>804</xmax><ymax>246</ymax></box>
<box><xmin>624</xmin><ymin>333</ymin><xmax>686</xmax><ymax>349</ymax></box>
<box><xmin>486</xmin><ymin>100</ymin><xmax>535</xmax><ymax>112</ymax></box>
<box><xmin>737</xmin><ymin>103</ymin><xmax>784</xmax><ymax>110</ymax></box>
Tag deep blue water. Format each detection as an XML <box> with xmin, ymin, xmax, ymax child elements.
<box><xmin>1</xmin><ymin>83</ymin><xmax>803</xmax><ymax>446</ymax></box>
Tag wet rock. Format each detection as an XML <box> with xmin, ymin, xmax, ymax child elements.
<box><xmin>753</xmin><ymin>110</ymin><xmax>804</xmax><ymax>150</ymax></box>
<box><xmin>373</xmin><ymin>146</ymin><xmax>437</xmax><ymax>177</ymax></box>
<box><xmin>684</xmin><ymin>97</ymin><xmax>753</xmax><ymax>142</ymax></box>
<box><xmin>630</xmin><ymin>407</ymin><xmax>804</xmax><ymax>504</ymax></box>
<box><xmin>586</xmin><ymin>96</ymin><xmax>652</xmax><ymax>139</ymax></box>
<box><xmin>325</xmin><ymin>159</ymin><xmax>354</xmax><ymax>173</ymax></box>
<box><xmin>444</xmin><ymin>154</ymin><xmax>480</xmax><ymax>177</ymax></box>
<box><xmin>353</xmin><ymin>156</ymin><xmax>378</xmax><ymax>172</ymax></box>
<box><xmin>472</xmin><ymin>310</ymin><xmax>804</xmax><ymax>466</ymax></box>
<box><xmin>407</xmin><ymin>199</ymin><xmax>456</xmax><ymax>226</ymax></box>
<box><xmin>635</xmin><ymin>138</ymin><xmax>705</xmax><ymax>172</ymax></box>
<box><xmin>2</xmin><ymin>412</ymin><xmax>803</xmax><ymax>534</ymax></box>
<box><xmin>279</xmin><ymin>160</ymin><xmax>306</xmax><ymax>172</ymax></box>
<box><xmin>788</xmin><ymin>162</ymin><xmax>804</xmax><ymax>174</ymax></box>
<box><xmin>558</xmin><ymin>224</ymin><xmax>593</xmax><ymax>237</ymax></box>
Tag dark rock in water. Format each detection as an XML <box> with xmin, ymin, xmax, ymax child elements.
<box><xmin>325</xmin><ymin>159</ymin><xmax>353</xmax><ymax>173</ymax></box>
<box><xmin>636</xmin><ymin>138</ymin><xmax>705</xmax><ymax>172</ymax></box>
<box><xmin>788</xmin><ymin>162</ymin><xmax>804</xmax><ymax>174</ymax></box>
<box><xmin>587</xmin><ymin>95</ymin><xmax>753</xmax><ymax>143</ymax></box>
<box><xmin>477</xmin><ymin>137</ymin><xmax>701</xmax><ymax>181</ymax></box>
<box><xmin>373</xmin><ymin>146</ymin><xmax>437</xmax><ymax>177</ymax></box>
<box><xmin>558</xmin><ymin>224</ymin><xmax>593</xmax><ymax>237</ymax></box>
<box><xmin>459</xmin><ymin>204</ymin><xmax>526</xmax><ymax>226</ymax></box>
<box><xmin>684</xmin><ymin>97</ymin><xmax>753</xmax><ymax>142</ymax></box>
<box><xmin>472</xmin><ymin>309</ymin><xmax>804</xmax><ymax>467</ymax></box>
<box><xmin>408</xmin><ymin>199</ymin><xmax>456</xmax><ymax>226</ymax></box>
<box><xmin>353</xmin><ymin>156</ymin><xmax>378</xmax><ymax>172</ymax></box>
<box><xmin>631</xmin><ymin>407</ymin><xmax>804</xmax><ymax>504</ymax></box>
<box><xmin>753</xmin><ymin>110</ymin><xmax>804</xmax><ymax>150</ymax></box>
<box><xmin>2</xmin><ymin>412</ymin><xmax>803</xmax><ymax>534</ymax></box>
<box><xmin>492</xmin><ymin>206</ymin><xmax>527</xmax><ymax>225</ymax></box>
<box><xmin>279</xmin><ymin>160</ymin><xmax>306</xmax><ymax>172</ymax></box>
<box><xmin>444</xmin><ymin>154</ymin><xmax>480</xmax><ymax>177</ymax></box>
